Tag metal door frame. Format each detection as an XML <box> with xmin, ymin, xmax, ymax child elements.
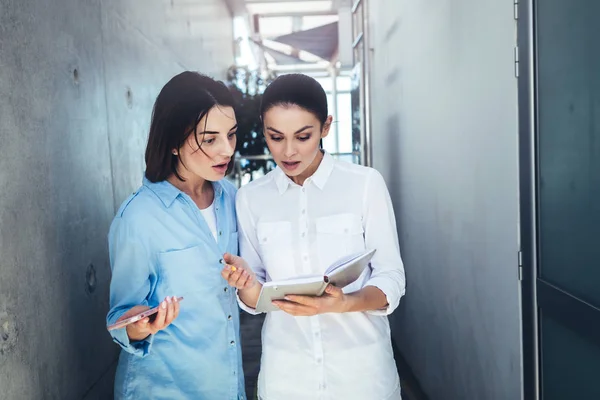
<box><xmin>517</xmin><ymin>0</ymin><xmax>539</xmax><ymax>397</ymax></box>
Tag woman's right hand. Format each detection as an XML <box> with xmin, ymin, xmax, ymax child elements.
<box><xmin>118</xmin><ymin>296</ymin><xmax>180</xmax><ymax>342</ymax></box>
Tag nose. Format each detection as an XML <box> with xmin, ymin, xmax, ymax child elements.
<box><xmin>284</xmin><ymin>140</ymin><xmax>296</xmax><ymax>158</ymax></box>
<box><xmin>219</xmin><ymin>135</ymin><xmax>235</xmax><ymax>157</ymax></box>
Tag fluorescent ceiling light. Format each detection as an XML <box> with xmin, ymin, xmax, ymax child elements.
<box><xmin>247</xmin><ymin>1</ymin><xmax>333</xmax><ymax>15</ymax></box>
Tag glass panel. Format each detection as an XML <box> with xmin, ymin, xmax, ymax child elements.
<box><xmin>336</xmin><ymin>75</ymin><xmax>352</xmax><ymax>92</ymax></box>
<box><xmin>337</xmin><ymin>92</ymin><xmax>353</xmax><ymax>153</ymax></box>
<box><xmin>541</xmin><ymin>313</ymin><xmax>600</xmax><ymax>400</ymax></box>
<box><xmin>350</xmin><ymin>62</ymin><xmax>363</xmax><ymax>162</ymax></box>
<box><xmin>537</xmin><ymin>0</ymin><xmax>600</xmax><ymax>306</ymax></box>
<box><xmin>352</xmin><ymin>3</ymin><xmax>362</xmax><ymax>39</ymax></box>
<box><xmin>314</xmin><ymin>77</ymin><xmax>332</xmax><ymax>92</ymax></box>
<box><xmin>312</xmin><ymin>76</ymin><xmax>351</xmax><ymax>95</ymax></box>
<box><xmin>322</xmin><ymin>94</ymin><xmax>338</xmax><ymax>153</ymax></box>
<box><xmin>353</xmin><ymin>39</ymin><xmax>363</xmax><ymax>66</ymax></box>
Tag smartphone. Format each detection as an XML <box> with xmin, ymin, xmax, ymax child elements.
<box><xmin>107</xmin><ymin>297</ymin><xmax>184</xmax><ymax>331</ymax></box>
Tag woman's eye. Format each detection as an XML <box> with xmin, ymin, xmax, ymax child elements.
<box><xmin>228</xmin><ymin>132</ymin><xmax>237</xmax><ymax>139</ymax></box>
<box><xmin>203</xmin><ymin>138</ymin><xmax>215</xmax><ymax>144</ymax></box>
<box><xmin>298</xmin><ymin>135</ymin><xmax>311</xmax><ymax>141</ymax></box>
<box><xmin>270</xmin><ymin>136</ymin><xmax>283</xmax><ymax>142</ymax></box>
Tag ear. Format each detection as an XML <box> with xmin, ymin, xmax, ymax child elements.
<box><xmin>321</xmin><ymin>115</ymin><xmax>333</xmax><ymax>139</ymax></box>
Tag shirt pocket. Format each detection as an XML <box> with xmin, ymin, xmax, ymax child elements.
<box><xmin>157</xmin><ymin>245</ymin><xmax>219</xmax><ymax>299</ymax></box>
<box><xmin>256</xmin><ymin>221</ymin><xmax>294</xmax><ymax>280</ymax></box>
<box><xmin>315</xmin><ymin>213</ymin><xmax>365</xmax><ymax>269</ymax></box>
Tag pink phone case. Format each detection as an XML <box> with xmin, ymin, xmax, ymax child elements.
<box><xmin>107</xmin><ymin>297</ymin><xmax>184</xmax><ymax>331</ymax></box>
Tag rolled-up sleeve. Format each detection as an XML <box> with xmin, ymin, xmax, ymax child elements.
<box><xmin>106</xmin><ymin>216</ymin><xmax>156</xmax><ymax>356</ymax></box>
<box><xmin>363</xmin><ymin>169</ymin><xmax>406</xmax><ymax>316</ymax></box>
<box><xmin>235</xmin><ymin>189</ymin><xmax>266</xmax><ymax>315</ymax></box>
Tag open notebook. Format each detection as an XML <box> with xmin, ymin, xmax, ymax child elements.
<box><xmin>255</xmin><ymin>249</ymin><xmax>376</xmax><ymax>313</ymax></box>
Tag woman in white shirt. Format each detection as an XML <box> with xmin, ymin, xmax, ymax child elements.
<box><xmin>222</xmin><ymin>73</ymin><xmax>406</xmax><ymax>400</ymax></box>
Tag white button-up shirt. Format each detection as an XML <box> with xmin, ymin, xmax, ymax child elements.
<box><xmin>236</xmin><ymin>152</ymin><xmax>406</xmax><ymax>400</ymax></box>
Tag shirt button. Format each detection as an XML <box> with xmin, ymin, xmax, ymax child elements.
<box><xmin>219</xmin><ymin>231</ymin><xmax>222</xmax><ymax>236</ymax></box>
<box><xmin>317</xmin><ymin>357</ymin><xmax>322</xmax><ymax>364</ymax></box>
<box><xmin>301</xmin><ymin>232</ymin><xmax>306</xmax><ymax>237</ymax></box>
<box><xmin>228</xmin><ymin>315</ymin><xmax>232</xmax><ymax>320</ymax></box>
<box><xmin>303</xmin><ymin>255</ymin><xmax>308</xmax><ymax>261</ymax></box>
<box><xmin>224</xmin><ymin>287</ymin><xmax>229</xmax><ymax>292</ymax></box>
<box><xmin>301</xmin><ymin>209</ymin><xmax>306</xmax><ymax>214</ymax></box>
<box><xmin>302</xmin><ymin>188</ymin><xmax>305</xmax><ymax>192</ymax></box>
<box><xmin>344</xmin><ymin>228</ymin><xmax>349</xmax><ymax>233</ymax></box>
<box><xmin>230</xmin><ymin>340</ymin><xmax>235</xmax><ymax>345</ymax></box>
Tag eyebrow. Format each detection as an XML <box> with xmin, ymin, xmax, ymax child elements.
<box><xmin>199</xmin><ymin>124</ymin><xmax>238</xmax><ymax>135</ymax></box>
<box><xmin>266</xmin><ymin>125</ymin><xmax>314</xmax><ymax>135</ymax></box>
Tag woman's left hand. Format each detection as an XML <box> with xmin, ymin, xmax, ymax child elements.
<box><xmin>272</xmin><ymin>284</ymin><xmax>349</xmax><ymax>316</ymax></box>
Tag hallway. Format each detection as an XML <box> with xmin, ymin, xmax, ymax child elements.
<box><xmin>1</xmin><ymin>0</ymin><xmax>600</xmax><ymax>399</ymax></box>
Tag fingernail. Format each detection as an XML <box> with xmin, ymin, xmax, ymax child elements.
<box><xmin>174</xmin><ymin>296</ymin><xmax>179</xmax><ymax>303</ymax></box>
<box><xmin>162</xmin><ymin>301</ymin><xmax>167</xmax><ymax>309</ymax></box>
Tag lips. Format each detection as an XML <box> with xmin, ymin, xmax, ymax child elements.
<box><xmin>212</xmin><ymin>161</ymin><xmax>229</xmax><ymax>173</ymax></box>
<box><xmin>281</xmin><ymin>161</ymin><xmax>301</xmax><ymax>171</ymax></box>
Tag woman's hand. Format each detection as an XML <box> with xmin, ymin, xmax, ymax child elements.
<box><xmin>272</xmin><ymin>284</ymin><xmax>349</xmax><ymax>316</ymax></box>
<box><xmin>119</xmin><ymin>296</ymin><xmax>180</xmax><ymax>341</ymax></box>
<box><xmin>221</xmin><ymin>253</ymin><xmax>257</xmax><ymax>290</ymax></box>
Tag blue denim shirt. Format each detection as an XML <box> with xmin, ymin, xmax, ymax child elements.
<box><xmin>106</xmin><ymin>177</ymin><xmax>245</xmax><ymax>400</ymax></box>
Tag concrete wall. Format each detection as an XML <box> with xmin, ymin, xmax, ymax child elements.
<box><xmin>368</xmin><ymin>1</ymin><xmax>522</xmax><ymax>399</ymax></box>
<box><xmin>0</xmin><ymin>1</ymin><xmax>233</xmax><ymax>398</ymax></box>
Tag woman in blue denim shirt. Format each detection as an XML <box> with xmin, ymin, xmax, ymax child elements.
<box><xmin>106</xmin><ymin>72</ymin><xmax>253</xmax><ymax>400</ymax></box>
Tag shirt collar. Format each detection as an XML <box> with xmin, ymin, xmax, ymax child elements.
<box><xmin>143</xmin><ymin>176</ymin><xmax>224</xmax><ymax>208</ymax></box>
<box><xmin>274</xmin><ymin>151</ymin><xmax>335</xmax><ymax>195</ymax></box>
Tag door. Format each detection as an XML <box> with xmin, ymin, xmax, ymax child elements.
<box><xmin>520</xmin><ymin>0</ymin><xmax>600</xmax><ymax>399</ymax></box>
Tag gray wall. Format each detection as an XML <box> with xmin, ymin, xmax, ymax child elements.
<box><xmin>368</xmin><ymin>1</ymin><xmax>522</xmax><ymax>399</ymax></box>
<box><xmin>0</xmin><ymin>1</ymin><xmax>233</xmax><ymax>398</ymax></box>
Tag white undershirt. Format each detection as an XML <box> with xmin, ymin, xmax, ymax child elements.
<box><xmin>200</xmin><ymin>201</ymin><xmax>218</xmax><ymax>240</ymax></box>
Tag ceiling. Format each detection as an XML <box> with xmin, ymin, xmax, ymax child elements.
<box><xmin>228</xmin><ymin>0</ymin><xmax>351</xmax><ymax>68</ymax></box>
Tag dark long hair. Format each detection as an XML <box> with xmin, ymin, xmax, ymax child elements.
<box><xmin>145</xmin><ymin>71</ymin><xmax>236</xmax><ymax>182</ymax></box>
